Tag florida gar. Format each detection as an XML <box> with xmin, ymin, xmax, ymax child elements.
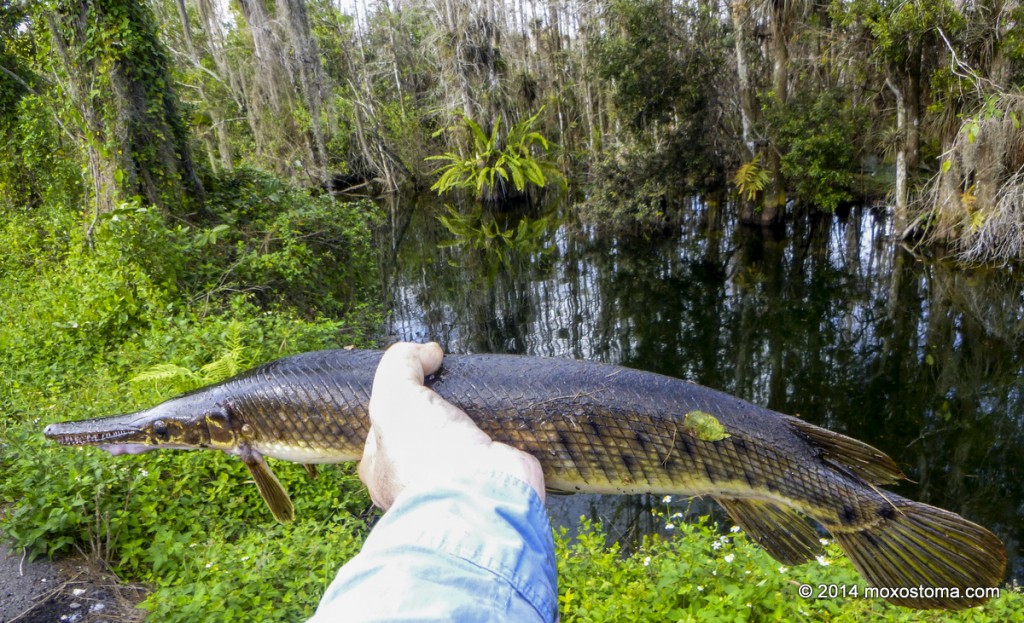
<box><xmin>43</xmin><ymin>349</ymin><xmax>1006</xmax><ymax>609</ymax></box>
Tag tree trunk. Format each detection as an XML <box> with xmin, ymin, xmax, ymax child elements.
<box><xmin>46</xmin><ymin>0</ymin><xmax>204</xmax><ymax>218</ymax></box>
<box><xmin>905</xmin><ymin>44</ymin><xmax>922</xmax><ymax>172</ymax></box>
<box><xmin>277</xmin><ymin>0</ymin><xmax>329</xmax><ymax>178</ymax></box>
<box><xmin>762</xmin><ymin>0</ymin><xmax>791</xmax><ymax>226</ymax></box>
<box><xmin>729</xmin><ymin>0</ymin><xmax>756</xmax><ymax>157</ymax></box>
<box><xmin>886</xmin><ymin>77</ymin><xmax>908</xmax><ymax>234</ymax></box>
<box><xmin>175</xmin><ymin>0</ymin><xmax>233</xmax><ymax>172</ymax></box>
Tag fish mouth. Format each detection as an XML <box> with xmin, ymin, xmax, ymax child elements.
<box><xmin>43</xmin><ymin>424</ymin><xmax>138</xmax><ymax>446</ymax></box>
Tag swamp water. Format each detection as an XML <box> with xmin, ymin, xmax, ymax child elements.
<box><xmin>378</xmin><ymin>197</ymin><xmax>1024</xmax><ymax>582</ymax></box>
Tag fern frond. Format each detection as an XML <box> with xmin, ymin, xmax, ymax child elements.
<box><xmin>130</xmin><ymin>363</ymin><xmax>197</xmax><ymax>385</ymax></box>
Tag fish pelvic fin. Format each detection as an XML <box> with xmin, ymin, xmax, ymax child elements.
<box><xmin>828</xmin><ymin>497</ymin><xmax>1006</xmax><ymax>609</ymax></box>
<box><xmin>241</xmin><ymin>447</ymin><xmax>296</xmax><ymax>523</ymax></box>
<box><xmin>716</xmin><ymin>497</ymin><xmax>822</xmax><ymax>565</ymax></box>
<box><xmin>786</xmin><ymin>416</ymin><xmax>905</xmax><ymax>485</ymax></box>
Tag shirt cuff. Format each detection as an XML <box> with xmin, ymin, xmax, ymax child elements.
<box><xmin>310</xmin><ymin>471</ymin><xmax>558</xmax><ymax>622</ymax></box>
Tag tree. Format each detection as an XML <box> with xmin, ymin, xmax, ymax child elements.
<box><xmin>840</xmin><ymin>0</ymin><xmax>964</xmax><ymax>230</ymax></box>
<box><xmin>42</xmin><ymin>0</ymin><xmax>204</xmax><ymax>219</ymax></box>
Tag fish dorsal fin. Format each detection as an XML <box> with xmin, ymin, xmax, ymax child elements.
<box><xmin>786</xmin><ymin>416</ymin><xmax>904</xmax><ymax>485</ymax></box>
<box><xmin>241</xmin><ymin>447</ymin><xmax>295</xmax><ymax>523</ymax></box>
<box><xmin>715</xmin><ymin>497</ymin><xmax>822</xmax><ymax>565</ymax></box>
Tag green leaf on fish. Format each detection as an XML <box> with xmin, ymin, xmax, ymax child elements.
<box><xmin>683</xmin><ymin>410</ymin><xmax>731</xmax><ymax>442</ymax></box>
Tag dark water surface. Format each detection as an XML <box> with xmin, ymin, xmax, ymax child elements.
<box><xmin>379</xmin><ymin>197</ymin><xmax>1024</xmax><ymax>582</ymax></box>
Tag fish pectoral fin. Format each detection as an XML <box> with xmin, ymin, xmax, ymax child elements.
<box><xmin>785</xmin><ymin>416</ymin><xmax>904</xmax><ymax>485</ymax></box>
<box><xmin>716</xmin><ymin>497</ymin><xmax>822</xmax><ymax>566</ymax></box>
<box><xmin>303</xmin><ymin>464</ymin><xmax>319</xmax><ymax>480</ymax></box>
<box><xmin>241</xmin><ymin>448</ymin><xmax>295</xmax><ymax>523</ymax></box>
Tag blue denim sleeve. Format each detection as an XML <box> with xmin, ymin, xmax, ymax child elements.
<box><xmin>307</xmin><ymin>472</ymin><xmax>558</xmax><ymax>623</ymax></box>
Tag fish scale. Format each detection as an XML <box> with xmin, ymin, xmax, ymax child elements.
<box><xmin>44</xmin><ymin>349</ymin><xmax>1006</xmax><ymax>610</ymax></box>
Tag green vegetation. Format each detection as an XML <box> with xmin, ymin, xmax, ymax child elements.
<box><xmin>0</xmin><ymin>163</ymin><xmax>383</xmax><ymax>621</ymax></box>
<box><xmin>559</xmin><ymin>509</ymin><xmax>1023</xmax><ymax>622</ymax></box>
<box><xmin>428</xmin><ymin>109</ymin><xmax>564</xmax><ymax>202</ymax></box>
<box><xmin>1</xmin><ymin>1</ymin><xmax>1022</xmax><ymax>621</ymax></box>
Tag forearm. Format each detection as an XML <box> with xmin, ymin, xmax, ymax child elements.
<box><xmin>309</xmin><ymin>472</ymin><xmax>558</xmax><ymax>622</ymax></box>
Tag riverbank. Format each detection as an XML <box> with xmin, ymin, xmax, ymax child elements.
<box><xmin>0</xmin><ymin>540</ymin><xmax>145</xmax><ymax>623</ymax></box>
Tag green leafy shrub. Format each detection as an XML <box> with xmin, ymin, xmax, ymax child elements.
<box><xmin>767</xmin><ymin>90</ymin><xmax>863</xmax><ymax>212</ymax></box>
<box><xmin>192</xmin><ymin>168</ymin><xmax>384</xmax><ymax>318</ymax></box>
<box><xmin>0</xmin><ymin>163</ymin><xmax>384</xmax><ymax>623</ymax></box>
<box><xmin>557</xmin><ymin>508</ymin><xmax>1023</xmax><ymax>622</ymax></box>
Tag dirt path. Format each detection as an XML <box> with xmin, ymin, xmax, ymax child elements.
<box><xmin>0</xmin><ymin>541</ymin><xmax>146</xmax><ymax>623</ymax></box>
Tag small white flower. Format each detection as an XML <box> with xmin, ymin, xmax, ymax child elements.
<box><xmin>711</xmin><ymin>569</ymin><xmax>717</xmax><ymax>576</ymax></box>
<box><xmin>665</xmin><ymin>523</ymin><xmax>675</xmax><ymax>531</ymax></box>
<box><xmin>697</xmin><ymin>585</ymin><xmax>704</xmax><ymax>592</ymax></box>
<box><xmin>643</xmin><ymin>556</ymin><xmax>651</xmax><ymax>567</ymax></box>
<box><xmin>662</xmin><ymin>495</ymin><xmax>672</xmax><ymax>504</ymax></box>
<box><xmin>816</xmin><ymin>555</ymin><xmax>831</xmax><ymax>566</ymax></box>
<box><xmin>724</xmin><ymin>554</ymin><xmax>735</xmax><ymax>563</ymax></box>
<box><xmin>778</xmin><ymin>566</ymin><xmax>788</xmax><ymax>573</ymax></box>
<box><xmin>730</xmin><ymin>525</ymin><xmax>741</xmax><ymax>533</ymax></box>
<box><xmin>240</xmin><ymin>556</ymin><xmax>250</xmax><ymax>562</ymax></box>
<box><xmin>719</xmin><ymin>535</ymin><xmax>729</xmax><ymax>543</ymax></box>
<box><xmin>205</xmin><ymin>562</ymin><xmax>213</xmax><ymax>569</ymax></box>
<box><xmin>819</xmin><ymin>538</ymin><xmax>830</xmax><ymax>546</ymax></box>
<box><xmin>672</xmin><ymin>512</ymin><xmax>683</xmax><ymax>519</ymax></box>
<box><xmin>712</xmin><ymin>541</ymin><xmax>722</xmax><ymax>550</ymax></box>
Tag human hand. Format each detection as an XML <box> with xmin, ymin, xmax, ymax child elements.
<box><xmin>358</xmin><ymin>342</ymin><xmax>546</xmax><ymax>510</ymax></box>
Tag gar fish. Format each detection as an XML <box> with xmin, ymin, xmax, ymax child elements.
<box><xmin>43</xmin><ymin>349</ymin><xmax>1006</xmax><ymax>609</ymax></box>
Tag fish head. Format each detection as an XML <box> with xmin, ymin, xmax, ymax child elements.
<box><xmin>43</xmin><ymin>387</ymin><xmax>242</xmax><ymax>456</ymax></box>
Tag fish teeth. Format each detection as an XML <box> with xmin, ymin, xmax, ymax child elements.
<box><xmin>56</xmin><ymin>431</ymin><xmax>132</xmax><ymax>445</ymax></box>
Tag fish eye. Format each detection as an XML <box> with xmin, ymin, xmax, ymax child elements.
<box><xmin>152</xmin><ymin>419</ymin><xmax>169</xmax><ymax>438</ymax></box>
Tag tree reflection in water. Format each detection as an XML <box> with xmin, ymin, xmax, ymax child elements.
<box><xmin>382</xmin><ymin>196</ymin><xmax>1024</xmax><ymax>582</ymax></box>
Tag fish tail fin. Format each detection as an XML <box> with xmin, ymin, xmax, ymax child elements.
<box><xmin>829</xmin><ymin>497</ymin><xmax>1006</xmax><ymax>609</ymax></box>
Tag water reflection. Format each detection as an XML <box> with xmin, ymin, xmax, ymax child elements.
<box><xmin>380</xmin><ymin>196</ymin><xmax>1024</xmax><ymax>581</ymax></box>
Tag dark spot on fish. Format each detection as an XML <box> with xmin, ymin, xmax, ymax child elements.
<box><xmin>557</xmin><ymin>429</ymin><xmax>583</xmax><ymax>476</ymax></box>
<box><xmin>841</xmin><ymin>506</ymin><xmax>858</xmax><ymax>524</ymax></box>
<box><xmin>732</xmin><ymin>437</ymin><xmax>747</xmax><ymax>452</ymax></box>
<box><xmin>743</xmin><ymin>469</ymin><xmax>757</xmax><ymax>486</ymax></box>
<box><xmin>622</xmin><ymin>453</ymin><xmax>638</xmax><ymax>475</ymax></box>
<box><xmin>703</xmin><ymin>461</ymin><xmax>717</xmax><ymax>481</ymax></box>
<box><xmin>588</xmin><ymin>421</ymin><xmax>602</xmax><ymax>438</ymax></box>
<box><xmin>877</xmin><ymin>506</ymin><xmax>896</xmax><ymax>520</ymax></box>
<box><xmin>634</xmin><ymin>431</ymin><xmax>649</xmax><ymax>453</ymax></box>
<box><xmin>678</xmin><ymin>436</ymin><xmax>695</xmax><ymax>457</ymax></box>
